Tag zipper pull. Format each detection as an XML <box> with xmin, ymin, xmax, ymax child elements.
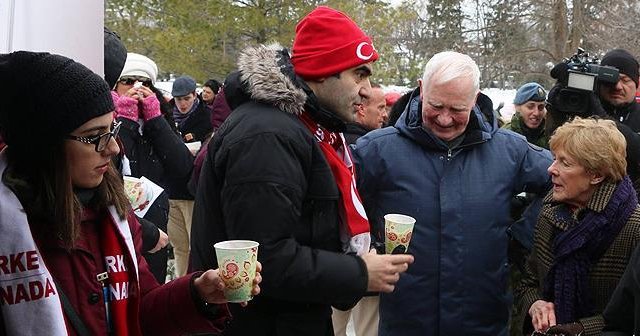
<box><xmin>96</xmin><ymin>272</ymin><xmax>112</xmax><ymax>333</ymax></box>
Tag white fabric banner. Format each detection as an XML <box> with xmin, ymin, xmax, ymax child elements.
<box><xmin>0</xmin><ymin>0</ymin><xmax>104</xmax><ymax>76</ymax></box>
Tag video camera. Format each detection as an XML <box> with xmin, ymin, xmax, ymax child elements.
<box><xmin>549</xmin><ymin>48</ymin><xmax>619</xmax><ymax>117</ymax></box>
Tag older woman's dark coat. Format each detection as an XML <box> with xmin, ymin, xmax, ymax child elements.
<box><xmin>515</xmin><ymin>182</ymin><xmax>640</xmax><ymax>336</ymax></box>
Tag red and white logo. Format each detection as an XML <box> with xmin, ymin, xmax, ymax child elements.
<box><xmin>356</xmin><ymin>42</ymin><xmax>375</xmax><ymax>61</ymax></box>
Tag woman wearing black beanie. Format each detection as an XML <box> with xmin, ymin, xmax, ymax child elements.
<box><xmin>0</xmin><ymin>51</ymin><xmax>260</xmax><ymax>335</ymax></box>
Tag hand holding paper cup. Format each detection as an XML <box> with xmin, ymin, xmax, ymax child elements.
<box><xmin>214</xmin><ymin>240</ymin><xmax>259</xmax><ymax>302</ymax></box>
<box><xmin>384</xmin><ymin>214</ymin><xmax>415</xmax><ymax>254</ymax></box>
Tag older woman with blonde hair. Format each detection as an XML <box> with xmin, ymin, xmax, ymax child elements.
<box><xmin>515</xmin><ymin>117</ymin><xmax>640</xmax><ymax>336</ymax></box>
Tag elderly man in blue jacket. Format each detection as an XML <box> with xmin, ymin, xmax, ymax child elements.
<box><xmin>353</xmin><ymin>51</ymin><xmax>553</xmax><ymax>336</ymax></box>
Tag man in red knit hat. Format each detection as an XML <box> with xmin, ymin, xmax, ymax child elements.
<box><xmin>191</xmin><ymin>6</ymin><xmax>414</xmax><ymax>336</ymax></box>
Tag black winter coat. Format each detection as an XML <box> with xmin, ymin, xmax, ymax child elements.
<box><xmin>602</xmin><ymin>243</ymin><xmax>640</xmax><ymax>335</ymax></box>
<box><xmin>343</xmin><ymin>122</ymin><xmax>369</xmax><ymax>146</ymax></box>
<box><xmin>118</xmin><ymin>116</ymin><xmax>195</xmax><ymax>199</ymax></box>
<box><xmin>118</xmin><ymin>115</ymin><xmax>194</xmax><ymax>280</ymax></box>
<box><xmin>190</xmin><ymin>45</ymin><xmax>368</xmax><ymax>336</ymax></box>
<box><xmin>170</xmin><ymin>96</ymin><xmax>213</xmax><ymax>143</ymax></box>
<box><xmin>603</xmin><ymin>99</ymin><xmax>640</xmax><ymax>133</ymax></box>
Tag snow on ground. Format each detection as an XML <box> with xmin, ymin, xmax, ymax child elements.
<box><xmin>481</xmin><ymin>88</ymin><xmax>517</xmax><ymax>122</ymax></box>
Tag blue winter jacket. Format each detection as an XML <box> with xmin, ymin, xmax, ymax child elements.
<box><xmin>353</xmin><ymin>89</ymin><xmax>553</xmax><ymax>336</ymax></box>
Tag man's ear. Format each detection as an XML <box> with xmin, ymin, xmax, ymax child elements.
<box><xmin>355</xmin><ymin>104</ymin><xmax>365</xmax><ymax>118</ymax></box>
<box><xmin>418</xmin><ymin>79</ymin><xmax>423</xmax><ymax>101</ymax></box>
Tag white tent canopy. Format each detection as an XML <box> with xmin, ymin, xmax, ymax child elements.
<box><xmin>0</xmin><ymin>0</ymin><xmax>104</xmax><ymax>75</ymax></box>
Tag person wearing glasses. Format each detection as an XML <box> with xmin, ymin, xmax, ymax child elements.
<box><xmin>0</xmin><ymin>51</ymin><xmax>261</xmax><ymax>335</ymax></box>
<box><xmin>111</xmin><ymin>52</ymin><xmax>196</xmax><ymax>283</ymax></box>
<box><xmin>514</xmin><ymin>117</ymin><xmax>640</xmax><ymax>336</ymax></box>
<box><xmin>504</xmin><ymin>82</ymin><xmax>549</xmax><ymax>149</ymax></box>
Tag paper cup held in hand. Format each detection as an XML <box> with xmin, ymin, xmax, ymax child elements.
<box><xmin>214</xmin><ymin>240</ymin><xmax>259</xmax><ymax>303</ymax></box>
<box><xmin>384</xmin><ymin>214</ymin><xmax>415</xmax><ymax>254</ymax></box>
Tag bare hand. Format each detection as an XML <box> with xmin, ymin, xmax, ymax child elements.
<box><xmin>193</xmin><ymin>261</ymin><xmax>262</xmax><ymax>307</ymax></box>
<box><xmin>148</xmin><ymin>228</ymin><xmax>169</xmax><ymax>253</ymax></box>
<box><xmin>123</xmin><ymin>87</ymin><xmax>141</xmax><ymax>100</ymax></box>
<box><xmin>529</xmin><ymin>300</ymin><xmax>556</xmax><ymax>332</ymax></box>
<box><xmin>361</xmin><ymin>249</ymin><xmax>414</xmax><ymax>292</ymax></box>
<box><xmin>137</xmin><ymin>86</ymin><xmax>154</xmax><ymax>98</ymax></box>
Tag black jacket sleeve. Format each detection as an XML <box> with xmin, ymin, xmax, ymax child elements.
<box><xmin>602</xmin><ymin>244</ymin><xmax>640</xmax><ymax>335</ymax></box>
<box><xmin>139</xmin><ymin>216</ymin><xmax>161</xmax><ymax>252</ymax></box>
<box><xmin>179</xmin><ymin>102</ymin><xmax>213</xmax><ymax>143</ymax></box>
<box><xmin>143</xmin><ymin>116</ymin><xmax>194</xmax><ymax>180</ymax></box>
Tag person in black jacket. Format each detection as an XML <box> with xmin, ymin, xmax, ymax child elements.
<box><xmin>602</xmin><ymin>244</ymin><xmax>640</xmax><ymax>336</ymax></box>
<box><xmin>599</xmin><ymin>49</ymin><xmax>640</xmax><ymax>132</ymax></box>
<box><xmin>111</xmin><ymin>53</ymin><xmax>195</xmax><ymax>282</ymax></box>
<box><xmin>190</xmin><ymin>6</ymin><xmax>414</xmax><ymax>336</ymax></box>
<box><xmin>170</xmin><ymin>75</ymin><xmax>213</xmax><ymax>143</ymax></box>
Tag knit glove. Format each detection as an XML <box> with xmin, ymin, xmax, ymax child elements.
<box><xmin>111</xmin><ymin>91</ymin><xmax>139</xmax><ymax>121</ymax></box>
<box><xmin>140</xmin><ymin>94</ymin><xmax>162</xmax><ymax>122</ymax></box>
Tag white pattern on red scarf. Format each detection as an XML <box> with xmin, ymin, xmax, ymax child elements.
<box><xmin>299</xmin><ymin>113</ymin><xmax>371</xmax><ymax>255</ymax></box>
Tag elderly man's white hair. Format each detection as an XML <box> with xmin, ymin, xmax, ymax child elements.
<box><xmin>421</xmin><ymin>51</ymin><xmax>480</xmax><ymax>93</ymax></box>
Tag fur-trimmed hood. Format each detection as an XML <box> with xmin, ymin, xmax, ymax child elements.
<box><xmin>237</xmin><ymin>43</ymin><xmax>307</xmax><ymax>115</ymax></box>
<box><xmin>231</xmin><ymin>43</ymin><xmax>348</xmax><ymax>132</ymax></box>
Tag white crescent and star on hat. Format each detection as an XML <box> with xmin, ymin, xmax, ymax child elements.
<box><xmin>356</xmin><ymin>42</ymin><xmax>375</xmax><ymax>61</ymax></box>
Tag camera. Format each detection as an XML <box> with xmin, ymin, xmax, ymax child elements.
<box><xmin>549</xmin><ymin>48</ymin><xmax>619</xmax><ymax>117</ymax></box>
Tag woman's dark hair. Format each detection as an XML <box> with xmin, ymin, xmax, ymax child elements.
<box><xmin>5</xmin><ymin>136</ymin><xmax>130</xmax><ymax>248</ymax></box>
<box><xmin>204</xmin><ymin>79</ymin><xmax>222</xmax><ymax>93</ymax></box>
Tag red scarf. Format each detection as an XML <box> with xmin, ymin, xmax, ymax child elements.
<box><xmin>299</xmin><ymin>112</ymin><xmax>370</xmax><ymax>255</ymax></box>
<box><xmin>100</xmin><ymin>215</ymin><xmax>137</xmax><ymax>335</ymax></box>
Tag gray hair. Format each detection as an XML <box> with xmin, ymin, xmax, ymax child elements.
<box><xmin>421</xmin><ymin>51</ymin><xmax>480</xmax><ymax>93</ymax></box>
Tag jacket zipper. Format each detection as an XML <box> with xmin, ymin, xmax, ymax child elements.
<box><xmin>446</xmin><ymin>139</ymin><xmax>487</xmax><ymax>161</ymax></box>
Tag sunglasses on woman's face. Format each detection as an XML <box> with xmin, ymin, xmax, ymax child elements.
<box><xmin>118</xmin><ymin>76</ymin><xmax>152</xmax><ymax>87</ymax></box>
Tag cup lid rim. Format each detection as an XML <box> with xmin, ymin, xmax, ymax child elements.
<box><xmin>384</xmin><ymin>213</ymin><xmax>416</xmax><ymax>224</ymax></box>
<box><xmin>214</xmin><ymin>240</ymin><xmax>260</xmax><ymax>250</ymax></box>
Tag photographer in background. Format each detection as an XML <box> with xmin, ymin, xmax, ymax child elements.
<box><xmin>546</xmin><ymin>49</ymin><xmax>640</xmax><ymax>193</ymax></box>
<box><xmin>599</xmin><ymin>49</ymin><xmax>640</xmax><ymax>132</ymax></box>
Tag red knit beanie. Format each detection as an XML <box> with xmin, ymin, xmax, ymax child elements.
<box><xmin>292</xmin><ymin>6</ymin><xmax>378</xmax><ymax>80</ymax></box>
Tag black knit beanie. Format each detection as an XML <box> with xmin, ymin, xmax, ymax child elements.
<box><xmin>601</xmin><ymin>49</ymin><xmax>640</xmax><ymax>87</ymax></box>
<box><xmin>0</xmin><ymin>51</ymin><xmax>114</xmax><ymax>152</ymax></box>
<box><xmin>104</xmin><ymin>27</ymin><xmax>128</xmax><ymax>89</ymax></box>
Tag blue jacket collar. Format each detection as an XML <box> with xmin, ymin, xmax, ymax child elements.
<box><xmin>395</xmin><ymin>87</ymin><xmax>497</xmax><ymax>150</ymax></box>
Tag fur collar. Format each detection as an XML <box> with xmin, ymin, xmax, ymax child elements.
<box><xmin>237</xmin><ymin>43</ymin><xmax>307</xmax><ymax>115</ymax></box>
